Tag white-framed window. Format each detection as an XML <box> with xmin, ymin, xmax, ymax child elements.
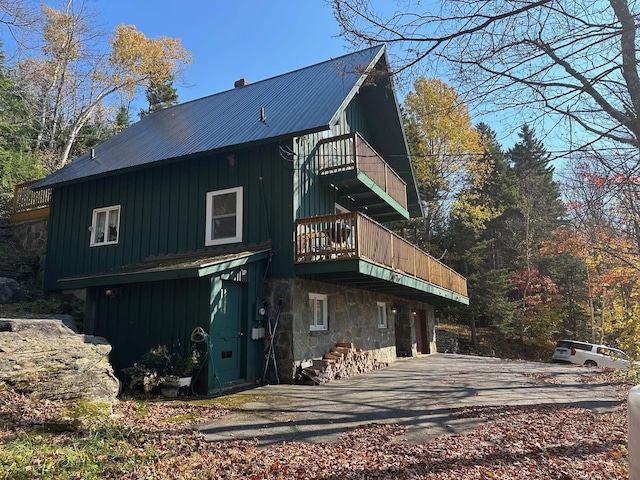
<box><xmin>309</xmin><ymin>293</ymin><xmax>328</xmax><ymax>331</ymax></box>
<box><xmin>90</xmin><ymin>205</ymin><xmax>120</xmax><ymax>246</ymax></box>
<box><xmin>377</xmin><ymin>301</ymin><xmax>387</xmax><ymax>328</ymax></box>
<box><xmin>205</xmin><ymin>187</ymin><xmax>243</xmax><ymax>246</ymax></box>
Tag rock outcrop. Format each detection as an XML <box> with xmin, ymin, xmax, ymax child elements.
<box><xmin>0</xmin><ymin>316</ymin><xmax>119</xmax><ymax>420</ymax></box>
<box><xmin>0</xmin><ymin>219</ymin><xmax>41</xmax><ymax>284</ymax></box>
<box><xmin>0</xmin><ymin>277</ymin><xmax>26</xmax><ymax>303</ymax></box>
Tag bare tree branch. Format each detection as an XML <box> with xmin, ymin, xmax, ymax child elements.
<box><xmin>331</xmin><ymin>0</ymin><xmax>640</xmax><ymax>153</ymax></box>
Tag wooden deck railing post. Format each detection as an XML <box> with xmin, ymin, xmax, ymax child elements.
<box><xmin>352</xmin><ymin>133</ymin><xmax>357</xmax><ymax>170</ymax></box>
<box><xmin>11</xmin><ymin>183</ymin><xmax>19</xmax><ymax>215</ymax></box>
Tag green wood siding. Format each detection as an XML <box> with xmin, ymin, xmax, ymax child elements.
<box><xmin>89</xmin><ymin>277</ymin><xmax>210</xmax><ymax>375</ymax></box>
<box><xmin>293</xmin><ymin>93</ymin><xmax>384</xmax><ymax>220</ymax></box>
<box><xmin>88</xmin><ymin>259</ymin><xmax>269</xmax><ymax>387</ymax></box>
<box><xmin>45</xmin><ymin>142</ymin><xmax>294</xmax><ymax>289</ymax></box>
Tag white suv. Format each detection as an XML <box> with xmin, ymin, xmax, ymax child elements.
<box><xmin>552</xmin><ymin>340</ymin><xmax>632</xmax><ymax>369</ymax></box>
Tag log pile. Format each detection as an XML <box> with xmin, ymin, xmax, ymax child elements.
<box><xmin>298</xmin><ymin>343</ymin><xmax>388</xmax><ymax>385</ymax></box>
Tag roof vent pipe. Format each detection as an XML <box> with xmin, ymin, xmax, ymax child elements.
<box><xmin>90</xmin><ymin>148</ymin><xmax>95</xmax><ymax>159</ymax></box>
<box><xmin>260</xmin><ymin>107</ymin><xmax>266</xmax><ymax>123</ymax></box>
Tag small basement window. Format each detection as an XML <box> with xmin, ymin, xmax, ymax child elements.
<box><xmin>205</xmin><ymin>187</ymin><xmax>243</xmax><ymax>246</ymax></box>
<box><xmin>377</xmin><ymin>301</ymin><xmax>387</xmax><ymax>328</ymax></box>
<box><xmin>90</xmin><ymin>205</ymin><xmax>120</xmax><ymax>246</ymax></box>
<box><xmin>309</xmin><ymin>293</ymin><xmax>328</xmax><ymax>331</ymax></box>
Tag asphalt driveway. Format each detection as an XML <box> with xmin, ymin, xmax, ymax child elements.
<box><xmin>199</xmin><ymin>354</ymin><xmax>623</xmax><ymax>447</ymax></box>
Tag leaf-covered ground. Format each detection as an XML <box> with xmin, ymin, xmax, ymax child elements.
<box><xmin>0</xmin><ymin>372</ymin><xmax>631</xmax><ymax>479</ymax></box>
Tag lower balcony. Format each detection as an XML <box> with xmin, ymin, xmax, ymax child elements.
<box><xmin>295</xmin><ymin>213</ymin><xmax>468</xmax><ymax>305</ymax></box>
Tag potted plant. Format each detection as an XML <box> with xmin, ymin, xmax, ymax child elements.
<box><xmin>160</xmin><ymin>347</ymin><xmax>199</xmax><ymax>397</ymax></box>
<box><xmin>122</xmin><ymin>344</ymin><xmax>199</xmax><ymax>397</ymax></box>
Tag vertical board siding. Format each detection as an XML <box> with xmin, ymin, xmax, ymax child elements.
<box><xmin>293</xmin><ymin>93</ymin><xmax>378</xmax><ymax>223</ymax></box>
<box><xmin>92</xmin><ymin>277</ymin><xmax>209</xmax><ymax>374</ymax></box>
<box><xmin>294</xmin><ymin>132</ymin><xmax>335</xmax><ymax>220</ymax></box>
<box><xmin>45</xmin><ymin>142</ymin><xmax>294</xmax><ymax>289</ymax></box>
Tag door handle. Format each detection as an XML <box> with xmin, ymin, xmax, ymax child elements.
<box><xmin>238</xmin><ymin>332</ymin><xmax>244</xmax><ymax>336</ymax></box>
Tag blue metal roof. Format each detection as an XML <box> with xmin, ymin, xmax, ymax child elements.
<box><xmin>34</xmin><ymin>46</ymin><xmax>386</xmax><ymax>189</ymax></box>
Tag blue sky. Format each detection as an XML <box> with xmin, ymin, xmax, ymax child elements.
<box><xmin>94</xmin><ymin>0</ymin><xmax>351</xmax><ymax>105</ymax></box>
<box><xmin>90</xmin><ymin>0</ymin><xmax>545</xmax><ymax>151</ymax></box>
<box><xmin>4</xmin><ymin>0</ymin><xmax>560</xmax><ymax>152</ymax></box>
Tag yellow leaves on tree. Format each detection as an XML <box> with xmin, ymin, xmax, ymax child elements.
<box><xmin>41</xmin><ymin>5</ymin><xmax>82</xmax><ymax>62</ymax></box>
<box><xmin>544</xmin><ymin>227</ymin><xmax>640</xmax><ymax>354</ymax></box>
<box><xmin>403</xmin><ymin>77</ymin><xmax>495</xmax><ymax>232</ymax></box>
<box><xmin>109</xmin><ymin>25</ymin><xmax>192</xmax><ymax>99</ymax></box>
<box><xmin>23</xmin><ymin>1</ymin><xmax>193</xmax><ymax>170</ymax></box>
<box><xmin>404</xmin><ymin>77</ymin><xmax>486</xmax><ymax>192</ymax></box>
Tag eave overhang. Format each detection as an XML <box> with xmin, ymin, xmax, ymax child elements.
<box><xmin>321</xmin><ymin>170</ymin><xmax>410</xmax><ymax>221</ymax></box>
<box><xmin>57</xmin><ymin>250</ymin><xmax>271</xmax><ymax>289</ymax></box>
<box><xmin>295</xmin><ymin>259</ymin><xmax>469</xmax><ymax>307</ymax></box>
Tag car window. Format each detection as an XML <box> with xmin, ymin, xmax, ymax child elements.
<box><xmin>573</xmin><ymin>343</ymin><xmax>593</xmax><ymax>351</ymax></box>
<box><xmin>610</xmin><ymin>349</ymin><xmax>629</xmax><ymax>360</ymax></box>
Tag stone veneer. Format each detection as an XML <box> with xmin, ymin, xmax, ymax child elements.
<box><xmin>10</xmin><ymin>219</ymin><xmax>48</xmax><ymax>282</ymax></box>
<box><xmin>263</xmin><ymin>278</ymin><xmax>436</xmax><ymax>383</ymax></box>
<box><xmin>10</xmin><ymin>218</ymin><xmax>48</xmax><ymax>257</ymax></box>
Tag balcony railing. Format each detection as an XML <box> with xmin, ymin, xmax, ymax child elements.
<box><xmin>12</xmin><ymin>179</ymin><xmax>50</xmax><ymax>213</ymax></box>
<box><xmin>9</xmin><ymin>179</ymin><xmax>50</xmax><ymax>222</ymax></box>
<box><xmin>296</xmin><ymin>212</ymin><xmax>468</xmax><ymax>298</ymax></box>
<box><xmin>317</xmin><ymin>133</ymin><xmax>408</xmax><ymax>210</ymax></box>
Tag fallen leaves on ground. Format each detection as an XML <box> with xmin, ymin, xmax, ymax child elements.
<box><xmin>0</xmin><ymin>371</ymin><xmax>631</xmax><ymax>479</ymax></box>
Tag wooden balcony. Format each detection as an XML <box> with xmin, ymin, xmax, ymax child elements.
<box><xmin>317</xmin><ymin>133</ymin><xmax>409</xmax><ymax>220</ymax></box>
<box><xmin>9</xmin><ymin>179</ymin><xmax>51</xmax><ymax>223</ymax></box>
<box><xmin>296</xmin><ymin>213</ymin><xmax>468</xmax><ymax>304</ymax></box>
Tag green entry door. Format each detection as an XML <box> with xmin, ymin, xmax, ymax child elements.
<box><xmin>211</xmin><ymin>281</ymin><xmax>244</xmax><ymax>386</ymax></box>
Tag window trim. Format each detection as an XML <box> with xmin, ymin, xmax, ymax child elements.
<box><xmin>377</xmin><ymin>301</ymin><xmax>387</xmax><ymax>329</ymax></box>
<box><xmin>90</xmin><ymin>205</ymin><xmax>121</xmax><ymax>247</ymax></box>
<box><xmin>205</xmin><ymin>186</ymin><xmax>243</xmax><ymax>246</ymax></box>
<box><xmin>309</xmin><ymin>293</ymin><xmax>328</xmax><ymax>331</ymax></box>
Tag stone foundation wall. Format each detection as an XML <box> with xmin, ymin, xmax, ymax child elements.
<box><xmin>436</xmin><ymin>329</ymin><xmax>459</xmax><ymax>353</ymax></box>
<box><xmin>11</xmin><ymin>218</ymin><xmax>48</xmax><ymax>257</ymax></box>
<box><xmin>10</xmin><ymin>219</ymin><xmax>48</xmax><ymax>283</ymax></box>
<box><xmin>264</xmin><ymin>278</ymin><xmax>398</xmax><ymax>383</ymax></box>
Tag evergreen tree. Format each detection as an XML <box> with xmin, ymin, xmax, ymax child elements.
<box><xmin>114</xmin><ymin>103</ymin><xmax>130</xmax><ymax>134</ymax></box>
<box><xmin>444</xmin><ymin>123</ymin><xmax>516</xmax><ymax>342</ymax></box>
<box><xmin>139</xmin><ymin>77</ymin><xmax>178</xmax><ymax>118</ymax></box>
<box><xmin>508</xmin><ymin>124</ymin><xmax>565</xmax><ymax>254</ymax></box>
<box><xmin>505</xmin><ymin>125</ymin><xmax>566</xmax><ymax>340</ymax></box>
<box><xmin>0</xmin><ymin>44</ymin><xmax>43</xmax><ymax>217</ymax></box>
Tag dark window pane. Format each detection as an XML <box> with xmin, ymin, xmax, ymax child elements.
<box><xmin>213</xmin><ymin>193</ymin><xmax>236</xmax><ymax>216</ymax></box>
<box><xmin>213</xmin><ymin>217</ymin><xmax>236</xmax><ymax>239</ymax></box>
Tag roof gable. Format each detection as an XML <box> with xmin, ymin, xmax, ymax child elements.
<box><xmin>35</xmin><ymin>46</ymin><xmax>386</xmax><ymax>189</ymax></box>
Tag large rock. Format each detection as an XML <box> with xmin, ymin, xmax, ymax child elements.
<box><xmin>0</xmin><ymin>316</ymin><xmax>119</xmax><ymax>418</ymax></box>
<box><xmin>0</xmin><ymin>277</ymin><xmax>26</xmax><ymax>303</ymax></box>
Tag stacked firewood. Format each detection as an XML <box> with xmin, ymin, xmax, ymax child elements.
<box><xmin>298</xmin><ymin>342</ymin><xmax>388</xmax><ymax>385</ymax></box>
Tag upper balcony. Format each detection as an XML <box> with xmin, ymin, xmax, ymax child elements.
<box><xmin>317</xmin><ymin>133</ymin><xmax>409</xmax><ymax>221</ymax></box>
<box><xmin>9</xmin><ymin>180</ymin><xmax>51</xmax><ymax>223</ymax></box>
<box><xmin>295</xmin><ymin>212</ymin><xmax>468</xmax><ymax>306</ymax></box>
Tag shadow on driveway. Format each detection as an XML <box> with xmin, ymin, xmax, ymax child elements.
<box><xmin>198</xmin><ymin>354</ymin><xmax>623</xmax><ymax>447</ymax></box>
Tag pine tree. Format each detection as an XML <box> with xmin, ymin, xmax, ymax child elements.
<box><xmin>508</xmin><ymin>124</ymin><xmax>565</xmax><ymax>251</ymax></box>
<box><xmin>444</xmin><ymin>123</ymin><xmax>516</xmax><ymax>342</ymax></box>
<box><xmin>114</xmin><ymin>104</ymin><xmax>130</xmax><ymax>134</ymax></box>
<box><xmin>0</xmin><ymin>43</ymin><xmax>44</xmax><ymax>216</ymax></box>
<box><xmin>506</xmin><ymin>124</ymin><xmax>566</xmax><ymax>339</ymax></box>
<box><xmin>139</xmin><ymin>77</ymin><xmax>178</xmax><ymax>118</ymax></box>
